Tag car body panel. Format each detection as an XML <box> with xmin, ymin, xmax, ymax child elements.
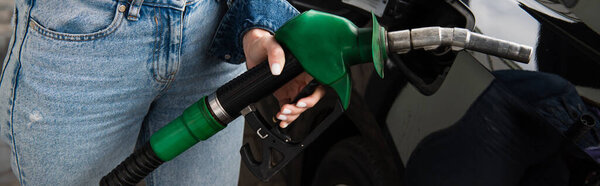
<box><xmin>385</xmin><ymin>51</ymin><xmax>494</xmax><ymax>165</ymax></box>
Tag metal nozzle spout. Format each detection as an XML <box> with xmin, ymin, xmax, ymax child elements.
<box><xmin>387</xmin><ymin>27</ymin><xmax>532</xmax><ymax>63</ymax></box>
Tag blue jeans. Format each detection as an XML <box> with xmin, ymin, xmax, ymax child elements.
<box><xmin>0</xmin><ymin>0</ymin><xmax>253</xmax><ymax>185</ymax></box>
<box><xmin>405</xmin><ymin>70</ymin><xmax>600</xmax><ymax>186</ymax></box>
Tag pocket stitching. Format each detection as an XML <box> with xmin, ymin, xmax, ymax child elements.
<box><xmin>28</xmin><ymin>4</ymin><xmax>125</xmax><ymax>41</ymax></box>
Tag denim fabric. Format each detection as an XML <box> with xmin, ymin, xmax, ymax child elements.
<box><xmin>0</xmin><ymin>0</ymin><xmax>297</xmax><ymax>185</ymax></box>
<box><xmin>405</xmin><ymin>70</ymin><xmax>599</xmax><ymax>186</ymax></box>
<box><xmin>209</xmin><ymin>0</ymin><xmax>300</xmax><ymax>64</ymax></box>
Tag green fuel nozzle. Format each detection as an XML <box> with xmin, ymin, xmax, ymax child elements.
<box><xmin>101</xmin><ymin>10</ymin><xmax>379</xmax><ymax>185</ymax></box>
<box><xmin>273</xmin><ymin>10</ymin><xmax>388</xmax><ymax>108</ymax></box>
<box><xmin>101</xmin><ymin>10</ymin><xmax>533</xmax><ymax>185</ymax></box>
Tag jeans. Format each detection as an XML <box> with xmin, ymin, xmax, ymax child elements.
<box><xmin>0</xmin><ymin>0</ymin><xmax>252</xmax><ymax>185</ymax></box>
<box><xmin>405</xmin><ymin>70</ymin><xmax>600</xmax><ymax>186</ymax></box>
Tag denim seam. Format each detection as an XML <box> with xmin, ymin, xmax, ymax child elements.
<box><xmin>1</xmin><ymin>8</ymin><xmax>18</xmax><ymax>86</ymax></box>
<box><xmin>151</xmin><ymin>7</ymin><xmax>180</xmax><ymax>90</ymax></box>
<box><xmin>152</xmin><ymin>8</ymin><xmax>176</xmax><ymax>84</ymax></box>
<box><xmin>120</xmin><ymin>0</ymin><xmax>185</xmax><ymax>11</ymax></box>
<box><xmin>9</xmin><ymin>64</ymin><xmax>22</xmax><ymax>185</ymax></box>
<box><xmin>206</xmin><ymin>0</ymin><xmax>237</xmax><ymax>62</ymax></box>
<box><xmin>151</xmin><ymin>7</ymin><xmax>169</xmax><ymax>83</ymax></box>
<box><xmin>9</xmin><ymin>0</ymin><xmax>38</xmax><ymax>183</ymax></box>
<box><xmin>161</xmin><ymin>12</ymin><xmax>185</xmax><ymax>92</ymax></box>
<box><xmin>205</xmin><ymin>0</ymin><xmax>227</xmax><ymax>59</ymax></box>
<box><xmin>208</xmin><ymin>13</ymin><xmax>229</xmax><ymax>56</ymax></box>
<box><xmin>207</xmin><ymin>18</ymin><xmax>229</xmax><ymax>60</ymax></box>
<box><xmin>185</xmin><ymin>0</ymin><xmax>200</xmax><ymax>6</ymax></box>
<box><xmin>152</xmin><ymin>7</ymin><xmax>158</xmax><ymax>82</ymax></box>
<box><xmin>28</xmin><ymin>4</ymin><xmax>125</xmax><ymax>42</ymax></box>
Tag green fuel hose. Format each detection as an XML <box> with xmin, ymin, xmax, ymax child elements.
<box><xmin>100</xmin><ymin>52</ymin><xmax>303</xmax><ymax>186</ymax></box>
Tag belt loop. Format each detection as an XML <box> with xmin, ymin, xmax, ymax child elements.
<box><xmin>127</xmin><ymin>0</ymin><xmax>144</xmax><ymax>21</ymax></box>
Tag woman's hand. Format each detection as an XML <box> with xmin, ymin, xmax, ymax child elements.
<box><xmin>242</xmin><ymin>28</ymin><xmax>325</xmax><ymax>128</ymax></box>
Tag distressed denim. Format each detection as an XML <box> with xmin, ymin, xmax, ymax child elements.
<box><xmin>0</xmin><ymin>0</ymin><xmax>298</xmax><ymax>185</ymax></box>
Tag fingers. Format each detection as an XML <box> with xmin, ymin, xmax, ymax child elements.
<box><xmin>273</xmin><ymin>72</ymin><xmax>314</xmax><ymax>106</ymax></box>
<box><xmin>242</xmin><ymin>29</ymin><xmax>271</xmax><ymax>69</ymax></box>
<box><xmin>294</xmin><ymin>84</ymin><xmax>325</xmax><ymax>108</ymax></box>
<box><xmin>276</xmin><ymin>86</ymin><xmax>326</xmax><ymax>128</ymax></box>
<box><xmin>242</xmin><ymin>28</ymin><xmax>285</xmax><ymax>74</ymax></box>
<box><xmin>264</xmin><ymin>37</ymin><xmax>285</xmax><ymax>75</ymax></box>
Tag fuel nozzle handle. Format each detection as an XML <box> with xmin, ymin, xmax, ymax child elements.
<box><xmin>387</xmin><ymin>27</ymin><xmax>532</xmax><ymax>63</ymax></box>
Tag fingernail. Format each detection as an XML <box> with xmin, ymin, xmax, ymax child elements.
<box><xmin>270</xmin><ymin>63</ymin><xmax>282</xmax><ymax>75</ymax></box>
<box><xmin>282</xmin><ymin>108</ymin><xmax>292</xmax><ymax>114</ymax></box>
<box><xmin>296</xmin><ymin>102</ymin><xmax>307</xmax><ymax>108</ymax></box>
<box><xmin>281</xmin><ymin>122</ymin><xmax>289</xmax><ymax>128</ymax></box>
<box><xmin>277</xmin><ymin>114</ymin><xmax>287</xmax><ymax>121</ymax></box>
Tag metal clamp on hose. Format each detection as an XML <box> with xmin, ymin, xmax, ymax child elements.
<box><xmin>207</xmin><ymin>93</ymin><xmax>233</xmax><ymax>124</ymax></box>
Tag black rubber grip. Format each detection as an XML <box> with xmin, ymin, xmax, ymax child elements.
<box><xmin>216</xmin><ymin>51</ymin><xmax>303</xmax><ymax>121</ymax></box>
<box><xmin>100</xmin><ymin>143</ymin><xmax>164</xmax><ymax>186</ymax></box>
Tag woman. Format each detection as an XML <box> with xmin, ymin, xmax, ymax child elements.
<box><xmin>0</xmin><ymin>0</ymin><xmax>323</xmax><ymax>184</ymax></box>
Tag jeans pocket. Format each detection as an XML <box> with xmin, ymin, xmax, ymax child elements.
<box><xmin>27</xmin><ymin>1</ymin><xmax>125</xmax><ymax>41</ymax></box>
